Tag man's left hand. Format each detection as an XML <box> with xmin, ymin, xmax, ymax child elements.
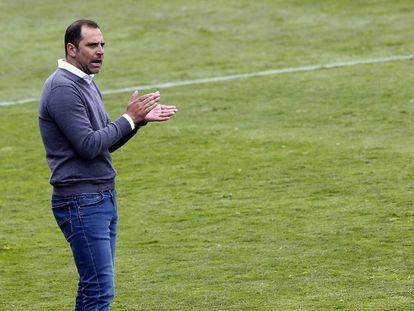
<box><xmin>144</xmin><ymin>104</ymin><xmax>178</xmax><ymax>122</ymax></box>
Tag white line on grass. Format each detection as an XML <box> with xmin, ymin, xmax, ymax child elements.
<box><xmin>1</xmin><ymin>54</ymin><xmax>413</xmax><ymax>107</ymax></box>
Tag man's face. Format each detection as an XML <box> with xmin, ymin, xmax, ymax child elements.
<box><xmin>70</xmin><ymin>26</ymin><xmax>105</xmax><ymax>74</ymax></box>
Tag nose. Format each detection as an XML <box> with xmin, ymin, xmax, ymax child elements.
<box><xmin>97</xmin><ymin>44</ymin><xmax>104</xmax><ymax>55</ymax></box>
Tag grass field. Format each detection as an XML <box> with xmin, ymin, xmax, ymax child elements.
<box><xmin>1</xmin><ymin>0</ymin><xmax>414</xmax><ymax>310</ymax></box>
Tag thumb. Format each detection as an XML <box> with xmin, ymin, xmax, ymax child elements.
<box><xmin>130</xmin><ymin>90</ymin><xmax>139</xmax><ymax>101</ymax></box>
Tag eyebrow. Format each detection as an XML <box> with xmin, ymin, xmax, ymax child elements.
<box><xmin>85</xmin><ymin>41</ymin><xmax>105</xmax><ymax>47</ymax></box>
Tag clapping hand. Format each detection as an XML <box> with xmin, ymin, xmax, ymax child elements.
<box><xmin>126</xmin><ymin>90</ymin><xmax>177</xmax><ymax>124</ymax></box>
<box><xmin>145</xmin><ymin>102</ymin><xmax>178</xmax><ymax>122</ymax></box>
<box><xmin>126</xmin><ymin>91</ymin><xmax>160</xmax><ymax>124</ymax></box>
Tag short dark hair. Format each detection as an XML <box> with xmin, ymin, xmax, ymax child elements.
<box><xmin>64</xmin><ymin>20</ymin><xmax>100</xmax><ymax>57</ymax></box>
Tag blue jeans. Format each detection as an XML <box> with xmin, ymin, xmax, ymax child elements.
<box><xmin>51</xmin><ymin>190</ymin><xmax>118</xmax><ymax>311</ymax></box>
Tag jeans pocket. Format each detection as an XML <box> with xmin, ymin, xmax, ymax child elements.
<box><xmin>78</xmin><ymin>192</ymin><xmax>105</xmax><ymax>208</ymax></box>
<box><xmin>52</xmin><ymin>202</ymin><xmax>72</xmax><ymax>240</ymax></box>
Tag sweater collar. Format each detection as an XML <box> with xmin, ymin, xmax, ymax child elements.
<box><xmin>57</xmin><ymin>59</ymin><xmax>94</xmax><ymax>84</ymax></box>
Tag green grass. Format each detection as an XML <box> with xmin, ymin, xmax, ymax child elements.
<box><xmin>1</xmin><ymin>0</ymin><xmax>414</xmax><ymax>310</ymax></box>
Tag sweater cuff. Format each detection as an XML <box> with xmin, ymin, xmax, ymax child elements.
<box><xmin>122</xmin><ymin>114</ymin><xmax>135</xmax><ymax>130</ymax></box>
<box><xmin>136</xmin><ymin>120</ymin><xmax>148</xmax><ymax>127</ymax></box>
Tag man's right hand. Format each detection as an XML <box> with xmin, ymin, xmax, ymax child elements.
<box><xmin>126</xmin><ymin>91</ymin><xmax>160</xmax><ymax>124</ymax></box>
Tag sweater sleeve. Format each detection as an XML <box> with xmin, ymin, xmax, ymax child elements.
<box><xmin>109</xmin><ymin>127</ymin><xmax>140</xmax><ymax>153</ymax></box>
<box><xmin>46</xmin><ymin>84</ymin><xmax>132</xmax><ymax>160</ymax></box>
<box><xmin>108</xmin><ymin>117</ymin><xmax>149</xmax><ymax>153</ymax></box>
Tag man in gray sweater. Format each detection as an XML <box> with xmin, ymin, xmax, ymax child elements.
<box><xmin>38</xmin><ymin>20</ymin><xmax>177</xmax><ymax>310</ymax></box>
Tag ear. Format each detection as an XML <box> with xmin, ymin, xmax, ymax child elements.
<box><xmin>66</xmin><ymin>43</ymin><xmax>77</xmax><ymax>58</ymax></box>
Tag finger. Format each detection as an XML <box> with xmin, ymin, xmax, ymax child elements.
<box><xmin>138</xmin><ymin>93</ymin><xmax>153</xmax><ymax>101</ymax></box>
<box><xmin>145</xmin><ymin>100</ymin><xmax>158</xmax><ymax>107</ymax></box>
<box><xmin>140</xmin><ymin>91</ymin><xmax>158</xmax><ymax>98</ymax></box>
<box><xmin>159</xmin><ymin>112</ymin><xmax>175</xmax><ymax>118</ymax></box>
<box><xmin>153</xmin><ymin>116</ymin><xmax>171</xmax><ymax>122</ymax></box>
<box><xmin>158</xmin><ymin>117</ymin><xmax>171</xmax><ymax>121</ymax></box>
<box><xmin>160</xmin><ymin>105</ymin><xmax>177</xmax><ymax>110</ymax></box>
<box><xmin>142</xmin><ymin>93</ymin><xmax>160</xmax><ymax>105</ymax></box>
<box><xmin>153</xmin><ymin>110</ymin><xmax>175</xmax><ymax>119</ymax></box>
<box><xmin>141</xmin><ymin>96</ymin><xmax>153</xmax><ymax>105</ymax></box>
<box><xmin>161</xmin><ymin>107</ymin><xmax>178</xmax><ymax>114</ymax></box>
<box><xmin>153</xmin><ymin>93</ymin><xmax>161</xmax><ymax>101</ymax></box>
<box><xmin>144</xmin><ymin>100</ymin><xmax>158</xmax><ymax>112</ymax></box>
<box><xmin>159</xmin><ymin>108</ymin><xmax>176</xmax><ymax>114</ymax></box>
<box><xmin>164</xmin><ymin>106</ymin><xmax>178</xmax><ymax>111</ymax></box>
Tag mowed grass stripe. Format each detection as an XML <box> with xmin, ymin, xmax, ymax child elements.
<box><xmin>1</xmin><ymin>53</ymin><xmax>413</xmax><ymax>107</ymax></box>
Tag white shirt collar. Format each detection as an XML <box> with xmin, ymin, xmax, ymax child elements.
<box><xmin>58</xmin><ymin>59</ymin><xmax>94</xmax><ymax>84</ymax></box>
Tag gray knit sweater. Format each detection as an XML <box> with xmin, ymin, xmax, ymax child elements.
<box><xmin>38</xmin><ymin>68</ymin><xmax>141</xmax><ymax>196</ymax></box>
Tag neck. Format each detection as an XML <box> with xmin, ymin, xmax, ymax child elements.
<box><xmin>65</xmin><ymin>57</ymin><xmax>90</xmax><ymax>75</ymax></box>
